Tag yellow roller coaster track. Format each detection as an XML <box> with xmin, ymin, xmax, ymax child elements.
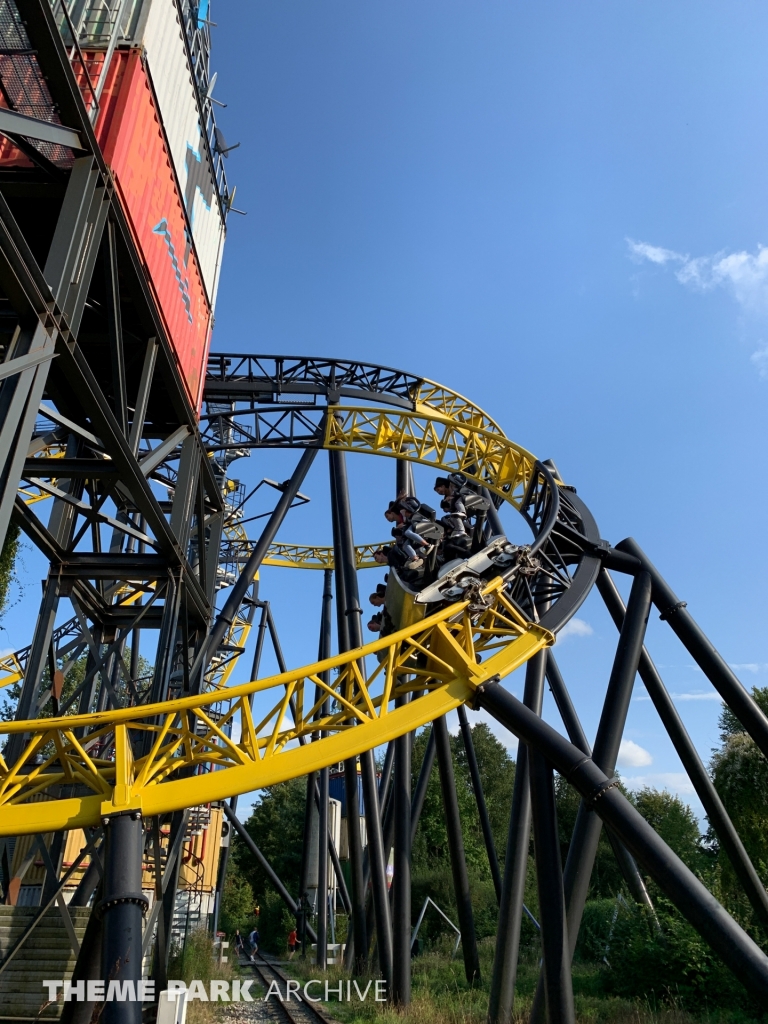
<box><xmin>0</xmin><ymin>378</ymin><xmax>562</xmax><ymax>836</ymax></box>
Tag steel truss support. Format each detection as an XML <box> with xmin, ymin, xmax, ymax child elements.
<box><xmin>316</xmin><ymin>569</ymin><xmax>333</xmax><ymax>968</ymax></box>
<box><xmin>392</xmin><ymin>455</ymin><xmax>412</xmax><ymax>1005</ymax></box>
<box><xmin>411</xmin><ymin>725</ymin><xmax>437</xmax><ymax>847</ymax></box>
<box><xmin>457</xmin><ymin>704</ymin><xmax>502</xmax><ymax>902</ymax></box>
<box><xmin>597</xmin><ymin>570</ymin><xmax>768</xmax><ymax>931</ymax></box>
<box><xmin>392</xmin><ymin>691</ymin><xmax>412</xmax><ymax>1005</ymax></box>
<box><xmin>529</xmin><ymin>749</ymin><xmax>574</xmax><ymax>1024</ymax></box>
<box><xmin>476</xmin><ymin>682</ymin><xmax>768</xmax><ymax>1007</ymax></box>
<box><xmin>434</xmin><ymin>714</ymin><xmax>481</xmax><ymax>984</ymax></box>
<box><xmin>223</xmin><ymin>805</ymin><xmax>317</xmax><ymax>943</ymax></box>
<box><xmin>545</xmin><ymin>650</ymin><xmax>655</xmax><ymax>916</ymax></box>
<box><xmin>212</xmin><ymin>604</ymin><xmax>269</xmax><ymax>938</ymax></box>
<box><xmin>330</xmin><ymin>449</ymin><xmax>390</xmax><ymax>979</ymax></box>
<box><xmin>101</xmin><ymin>812</ymin><xmax>145</xmax><ymax>1024</ymax></box>
<box><xmin>488</xmin><ymin>650</ymin><xmax>546</xmax><ymax>1023</ymax></box>
<box><xmin>615</xmin><ymin>539</ymin><xmax>768</xmax><ymax>760</ymax></box>
<box><xmin>529</xmin><ymin>571</ymin><xmax>651</xmax><ymax>1023</ymax></box>
<box><xmin>195</xmin><ymin>445</ymin><xmax>319</xmax><ymax>680</ymax></box>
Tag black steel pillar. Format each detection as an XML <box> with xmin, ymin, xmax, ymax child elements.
<box><xmin>598</xmin><ymin>570</ymin><xmax>768</xmax><ymax>932</ymax></box>
<box><xmin>212</xmin><ymin>605</ymin><xmax>269</xmax><ymax>937</ymax></box>
<box><xmin>530</xmin><ymin>572</ymin><xmax>652</xmax><ymax>1024</ymax></box>
<box><xmin>330</xmin><ymin>448</ymin><xmax>392</xmax><ymax>983</ymax></box>
<box><xmin>100</xmin><ymin>812</ymin><xmax>145</xmax><ymax>1024</ymax></box>
<box><xmin>195</xmin><ymin>445</ymin><xmax>319</xmax><ymax>680</ymax></box>
<box><xmin>378</xmin><ymin>741</ymin><xmax>396</xmax><ymax>808</ymax></box>
<box><xmin>616</xmin><ymin>538</ymin><xmax>768</xmax><ymax>762</ymax></box>
<box><xmin>330</xmin><ymin>452</ymin><xmax>367</xmax><ymax>974</ymax></box>
<box><xmin>6</xmin><ymin>571</ymin><xmax>61</xmax><ymax>765</ymax></box>
<box><xmin>223</xmin><ymin>805</ymin><xmax>317</xmax><ymax>942</ymax></box>
<box><xmin>410</xmin><ymin>725</ymin><xmax>437</xmax><ymax>846</ymax></box>
<box><xmin>457</xmin><ymin>704</ymin><xmax>502</xmax><ymax>902</ymax></box>
<box><xmin>529</xmin><ymin>749</ymin><xmax>574</xmax><ymax>1024</ymax></box>
<box><xmin>559</xmin><ymin>572</ymin><xmax>651</xmax><ymax>956</ymax></box>
<box><xmin>475</xmin><ymin>682</ymin><xmax>768</xmax><ymax>1007</ymax></box>
<box><xmin>488</xmin><ymin>649</ymin><xmax>546</xmax><ymax>1023</ymax></box>
<box><xmin>152</xmin><ymin>810</ymin><xmax>185</xmax><ymax>991</ymax></box>
<box><xmin>392</xmin><ymin>691</ymin><xmax>411</xmax><ymax>1005</ymax></box>
<box><xmin>60</xmin><ymin>882</ymin><xmax>104</xmax><ymax>1024</ymax></box>
<box><xmin>316</xmin><ymin>568</ymin><xmax>333</xmax><ymax>968</ymax></box>
<box><xmin>546</xmin><ymin>650</ymin><xmax>655</xmax><ymax>915</ymax></box>
<box><xmin>297</xmin><ymin>770</ymin><xmax>317</xmax><ymax>939</ymax></box>
<box><xmin>434</xmin><ymin>714</ymin><xmax>481</xmax><ymax>984</ymax></box>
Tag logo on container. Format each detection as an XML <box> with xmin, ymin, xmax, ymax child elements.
<box><xmin>153</xmin><ymin>218</ymin><xmax>193</xmax><ymax>324</ymax></box>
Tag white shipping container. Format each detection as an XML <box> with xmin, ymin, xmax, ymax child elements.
<box><xmin>134</xmin><ymin>0</ymin><xmax>226</xmax><ymax>308</ymax></box>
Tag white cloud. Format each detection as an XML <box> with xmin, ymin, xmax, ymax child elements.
<box><xmin>672</xmin><ymin>691</ymin><xmax>723</xmax><ymax>702</ymax></box>
<box><xmin>729</xmin><ymin>662</ymin><xmax>762</xmax><ymax>673</ymax></box>
<box><xmin>617</xmin><ymin>739</ymin><xmax>653</xmax><ymax>768</ymax></box>
<box><xmin>557</xmin><ymin>618</ymin><xmax>593</xmax><ymax>642</ymax></box>
<box><xmin>634</xmin><ymin>688</ymin><xmax>722</xmax><ymax>702</ymax></box>
<box><xmin>622</xmin><ymin>772</ymin><xmax>697</xmax><ymax>797</ymax></box>
<box><xmin>626</xmin><ymin>238</ymin><xmax>686</xmax><ymax>265</ymax></box>
<box><xmin>750</xmin><ymin>347</ymin><xmax>768</xmax><ymax>379</ymax></box>
<box><xmin>628</xmin><ymin>238</ymin><xmax>768</xmax><ymax>318</ymax></box>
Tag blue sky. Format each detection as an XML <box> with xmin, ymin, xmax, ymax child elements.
<box><xmin>7</xmin><ymin>1</ymin><xmax>768</xmax><ymax>822</ymax></box>
<box><xmin>207</xmin><ymin>1</ymin><xmax>768</xmax><ymax>817</ymax></box>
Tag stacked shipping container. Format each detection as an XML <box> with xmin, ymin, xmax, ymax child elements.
<box><xmin>0</xmin><ymin>0</ymin><xmax>229</xmax><ymax>410</ymax></box>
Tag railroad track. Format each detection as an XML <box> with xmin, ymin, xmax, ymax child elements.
<box><xmin>240</xmin><ymin>953</ymin><xmax>339</xmax><ymax>1024</ymax></box>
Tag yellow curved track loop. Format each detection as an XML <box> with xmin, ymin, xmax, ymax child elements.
<box><xmin>262</xmin><ymin>542</ymin><xmax>384</xmax><ymax>571</ymax></box>
<box><xmin>0</xmin><ymin>577</ymin><xmax>553</xmax><ymax>836</ymax></box>
<box><xmin>325</xmin><ymin>405</ymin><xmax>537</xmax><ymax>506</ymax></box>
<box><xmin>1</xmin><ymin>386</ymin><xmax>551</xmax><ymax>837</ymax></box>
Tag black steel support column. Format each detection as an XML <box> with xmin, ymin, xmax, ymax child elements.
<box><xmin>410</xmin><ymin>725</ymin><xmax>436</xmax><ymax>847</ymax></box>
<box><xmin>458</xmin><ymin>704</ymin><xmax>502</xmax><ymax>902</ymax></box>
<box><xmin>6</xmin><ymin>571</ymin><xmax>62</xmax><ymax>765</ymax></box>
<box><xmin>152</xmin><ymin>810</ymin><xmax>184</xmax><ymax>990</ymax></box>
<box><xmin>101</xmin><ymin>813</ymin><xmax>145</xmax><ymax>1024</ymax></box>
<box><xmin>330</xmin><ymin>448</ymin><xmax>392</xmax><ymax>982</ymax></box>
<box><xmin>392</xmin><ymin>691</ymin><xmax>411</xmax><ymax>1005</ymax></box>
<box><xmin>60</xmin><ymin>881</ymin><xmax>104</xmax><ymax>1024</ymax></box>
<box><xmin>475</xmin><ymin>682</ymin><xmax>768</xmax><ymax>1006</ymax></box>
<box><xmin>530</xmin><ymin>572</ymin><xmax>652</xmax><ymax>1024</ymax></box>
<box><xmin>223</xmin><ymin>805</ymin><xmax>317</xmax><ymax>942</ymax></box>
<box><xmin>434</xmin><ymin>714</ymin><xmax>481</xmax><ymax>984</ymax></box>
<box><xmin>598</xmin><ymin>570</ymin><xmax>768</xmax><ymax>931</ymax></box>
<box><xmin>195</xmin><ymin>444</ymin><xmax>319</xmax><ymax>679</ymax></box>
<box><xmin>529</xmin><ymin>750</ymin><xmax>574</xmax><ymax>1024</ymax></box>
<box><xmin>316</xmin><ymin>569</ymin><xmax>333</xmax><ymax>968</ymax></box>
<box><xmin>559</xmin><ymin>572</ymin><xmax>651</xmax><ymax>955</ymax></box>
<box><xmin>212</xmin><ymin>604</ymin><xmax>269</xmax><ymax>938</ymax></box>
<box><xmin>298</xmin><ymin>771</ymin><xmax>317</xmax><ymax>936</ymax></box>
<box><xmin>488</xmin><ymin>650</ymin><xmax>546</xmax><ymax>1023</ymax></box>
<box><xmin>616</xmin><ymin>538</ymin><xmax>768</xmax><ymax>761</ymax></box>
<box><xmin>546</xmin><ymin>651</ymin><xmax>655</xmax><ymax>915</ymax></box>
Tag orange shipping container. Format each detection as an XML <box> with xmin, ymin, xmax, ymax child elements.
<box><xmin>95</xmin><ymin>49</ymin><xmax>212</xmax><ymax>411</ymax></box>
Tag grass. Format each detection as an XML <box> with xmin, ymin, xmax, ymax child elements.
<box><xmin>283</xmin><ymin>938</ymin><xmax>759</xmax><ymax>1024</ymax></box>
<box><xmin>167</xmin><ymin>929</ymin><xmax>241</xmax><ymax>1024</ymax></box>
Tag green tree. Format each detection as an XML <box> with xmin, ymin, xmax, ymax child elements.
<box><xmin>710</xmin><ymin>689</ymin><xmax>768</xmax><ymax>890</ymax></box>
<box><xmin>231</xmin><ymin>777</ymin><xmax>307</xmax><ymax>952</ymax></box>
<box><xmin>219</xmin><ymin>867</ymin><xmax>254</xmax><ymax>936</ymax></box>
<box><xmin>631</xmin><ymin>787</ymin><xmax>702</xmax><ymax>869</ymax></box>
<box><xmin>411</xmin><ymin>723</ymin><xmax>515</xmax><ymax>944</ymax></box>
<box><xmin>0</xmin><ymin>522</ymin><xmax>20</xmax><ymax>620</ymax></box>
